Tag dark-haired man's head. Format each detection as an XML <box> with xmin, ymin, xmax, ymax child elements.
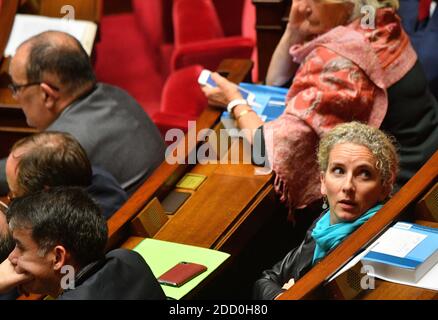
<box><xmin>7</xmin><ymin>187</ymin><xmax>108</xmax><ymax>297</ymax></box>
<box><xmin>8</xmin><ymin>31</ymin><xmax>96</xmax><ymax>130</ymax></box>
<box><xmin>6</xmin><ymin>131</ymin><xmax>92</xmax><ymax>199</ymax></box>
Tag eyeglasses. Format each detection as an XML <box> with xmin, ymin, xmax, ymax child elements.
<box><xmin>8</xmin><ymin>81</ymin><xmax>60</xmax><ymax>97</ymax></box>
<box><xmin>8</xmin><ymin>82</ymin><xmax>42</xmax><ymax>97</ymax></box>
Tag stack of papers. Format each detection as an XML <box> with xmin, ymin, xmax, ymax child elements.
<box><xmin>328</xmin><ymin>222</ymin><xmax>438</xmax><ymax>291</ymax></box>
<box><xmin>4</xmin><ymin>14</ymin><xmax>97</xmax><ymax>57</ymax></box>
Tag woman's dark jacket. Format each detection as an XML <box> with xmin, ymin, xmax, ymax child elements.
<box><xmin>253</xmin><ymin>217</ymin><xmax>319</xmax><ymax>300</ymax></box>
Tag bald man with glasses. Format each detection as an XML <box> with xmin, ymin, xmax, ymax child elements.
<box><xmin>1</xmin><ymin>30</ymin><xmax>165</xmax><ymax>196</ymax></box>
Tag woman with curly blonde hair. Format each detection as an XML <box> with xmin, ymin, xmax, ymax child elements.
<box><xmin>254</xmin><ymin>122</ymin><xmax>399</xmax><ymax>300</ymax></box>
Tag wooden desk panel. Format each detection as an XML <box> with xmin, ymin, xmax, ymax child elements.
<box><xmin>0</xmin><ymin>105</ymin><xmax>29</xmax><ymax>128</ymax></box>
<box><xmin>356</xmin><ymin>279</ymin><xmax>438</xmax><ymax>300</ymax></box>
<box><xmin>154</xmin><ymin>168</ymin><xmax>271</xmax><ymax>248</ymax></box>
<box><xmin>39</xmin><ymin>0</ymin><xmax>102</xmax><ymax>22</ymax></box>
<box><xmin>120</xmin><ymin>236</ymin><xmax>144</xmax><ymax>250</ymax></box>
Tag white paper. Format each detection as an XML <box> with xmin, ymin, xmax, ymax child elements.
<box><xmin>366</xmin><ymin>262</ymin><xmax>438</xmax><ymax>291</ymax></box>
<box><xmin>327</xmin><ymin>248</ymin><xmax>371</xmax><ymax>282</ymax></box>
<box><xmin>371</xmin><ymin>228</ymin><xmax>426</xmax><ymax>258</ymax></box>
<box><xmin>4</xmin><ymin>14</ymin><xmax>97</xmax><ymax>56</ymax></box>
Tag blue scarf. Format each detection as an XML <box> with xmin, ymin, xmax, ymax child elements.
<box><xmin>311</xmin><ymin>203</ymin><xmax>383</xmax><ymax>265</ymax></box>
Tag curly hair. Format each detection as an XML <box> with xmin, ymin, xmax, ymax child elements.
<box><xmin>317</xmin><ymin>122</ymin><xmax>399</xmax><ymax>190</ymax></box>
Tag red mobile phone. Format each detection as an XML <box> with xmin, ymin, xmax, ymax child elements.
<box><xmin>158</xmin><ymin>262</ymin><xmax>207</xmax><ymax>287</ymax></box>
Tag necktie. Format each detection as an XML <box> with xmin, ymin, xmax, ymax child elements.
<box><xmin>418</xmin><ymin>0</ymin><xmax>432</xmax><ymax>22</ymax></box>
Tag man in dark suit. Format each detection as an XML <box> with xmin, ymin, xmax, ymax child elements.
<box><xmin>5</xmin><ymin>187</ymin><xmax>166</xmax><ymax>300</ymax></box>
<box><xmin>1</xmin><ymin>30</ymin><xmax>165</xmax><ymax>195</ymax></box>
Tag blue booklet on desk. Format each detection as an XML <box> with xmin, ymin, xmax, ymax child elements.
<box><xmin>361</xmin><ymin>222</ymin><xmax>438</xmax><ymax>284</ymax></box>
<box><xmin>221</xmin><ymin>83</ymin><xmax>287</xmax><ymax>130</ymax></box>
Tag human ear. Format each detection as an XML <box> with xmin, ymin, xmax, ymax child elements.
<box><xmin>40</xmin><ymin>83</ymin><xmax>59</xmax><ymax>109</ymax></box>
<box><xmin>320</xmin><ymin>171</ymin><xmax>327</xmax><ymax>196</ymax></box>
<box><xmin>52</xmin><ymin>246</ymin><xmax>67</xmax><ymax>271</ymax></box>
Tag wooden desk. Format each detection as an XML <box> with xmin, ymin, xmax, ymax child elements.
<box><xmin>16</xmin><ymin>0</ymin><xmax>102</xmax><ymax>22</ymax></box>
<box><xmin>120</xmin><ymin>135</ymin><xmax>276</xmax><ymax>254</ymax></box>
<box><xmin>118</xmin><ymin>123</ymin><xmax>278</xmax><ymax>300</ymax></box>
<box><xmin>120</xmin><ymin>143</ymin><xmax>276</xmax><ymax>299</ymax></box>
<box><xmin>278</xmin><ymin>151</ymin><xmax>438</xmax><ymax>300</ymax></box>
<box><xmin>153</xmin><ymin>156</ymin><xmax>274</xmax><ymax>254</ymax></box>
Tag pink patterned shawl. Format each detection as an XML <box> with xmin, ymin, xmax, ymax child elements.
<box><xmin>263</xmin><ymin>8</ymin><xmax>417</xmax><ymax>213</ymax></box>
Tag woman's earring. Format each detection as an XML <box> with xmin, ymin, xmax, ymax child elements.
<box><xmin>322</xmin><ymin>196</ymin><xmax>328</xmax><ymax>210</ymax></box>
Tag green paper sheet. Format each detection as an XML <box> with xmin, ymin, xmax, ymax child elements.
<box><xmin>134</xmin><ymin>238</ymin><xmax>230</xmax><ymax>300</ymax></box>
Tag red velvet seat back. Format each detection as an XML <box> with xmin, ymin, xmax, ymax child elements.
<box><xmin>132</xmin><ymin>0</ymin><xmax>163</xmax><ymax>50</ymax></box>
<box><xmin>132</xmin><ymin>0</ymin><xmax>175</xmax><ymax>78</ymax></box>
<box><xmin>153</xmin><ymin>65</ymin><xmax>207</xmax><ymax>135</ymax></box>
<box><xmin>173</xmin><ymin>0</ymin><xmax>224</xmax><ymax>45</ymax></box>
<box><xmin>161</xmin><ymin>65</ymin><xmax>206</xmax><ymax>117</ymax></box>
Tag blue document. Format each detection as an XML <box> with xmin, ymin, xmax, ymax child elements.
<box><xmin>361</xmin><ymin>222</ymin><xmax>438</xmax><ymax>283</ymax></box>
<box><xmin>222</xmin><ymin>83</ymin><xmax>288</xmax><ymax>123</ymax></box>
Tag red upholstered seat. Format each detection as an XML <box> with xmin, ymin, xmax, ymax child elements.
<box><xmin>153</xmin><ymin>65</ymin><xmax>207</xmax><ymax>136</ymax></box>
<box><xmin>94</xmin><ymin>13</ymin><xmax>164</xmax><ymax>117</ymax></box>
<box><xmin>94</xmin><ymin>0</ymin><xmax>256</xmax><ymax>134</ymax></box>
<box><xmin>171</xmin><ymin>0</ymin><xmax>255</xmax><ymax>72</ymax></box>
<box><xmin>131</xmin><ymin>0</ymin><xmax>174</xmax><ymax>78</ymax></box>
